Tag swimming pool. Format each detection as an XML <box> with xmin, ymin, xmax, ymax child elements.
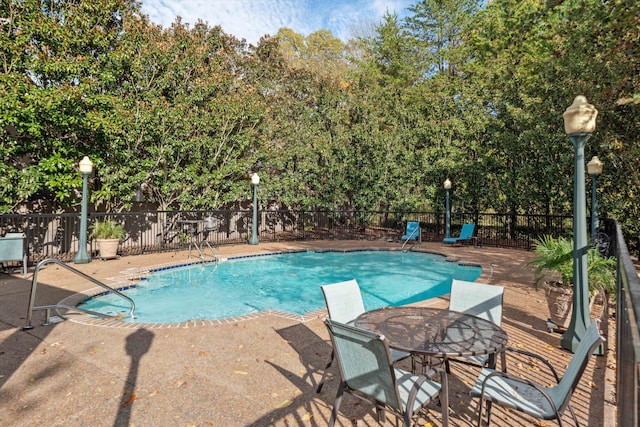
<box><xmin>78</xmin><ymin>250</ymin><xmax>481</xmax><ymax>323</ymax></box>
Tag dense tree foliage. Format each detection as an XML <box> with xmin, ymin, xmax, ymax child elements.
<box><xmin>1</xmin><ymin>0</ymin><xmax>638</xmax><ymax>246</ymax></box>
<box><xmin>0</xmin><ymin>0</ymin><xmax>138</xmax><ymax>210</ymax></box>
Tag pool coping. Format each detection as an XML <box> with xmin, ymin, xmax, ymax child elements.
<box><xmin>56</xmin><ymin>247</ymin><xmax>481</xmax><ymax>328</ymax></box>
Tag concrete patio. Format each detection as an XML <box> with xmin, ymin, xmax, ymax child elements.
<box><xmin>0</xmin><ymin>241</ymin><xmax>617</xmax><ymax>426</ymax></box>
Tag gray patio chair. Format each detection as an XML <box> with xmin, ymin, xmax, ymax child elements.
<box><xmin>445</xmin><ymin>280</ymin><xmax>505</xmax><ymax>372</ymax></box>
<box><xmin>471</xmin><ymin>319</ymin><xmax>604</xmax><ymax>426</ymax></box>
<box><xmin>316</xmin><ymin>279</ymin><xmax>410</xmax><ymax>392</ymax></box>
<box><xmin>325</xmin><ymin>319</ymin><xmax>449</xmax><ymax>427</ymax></box>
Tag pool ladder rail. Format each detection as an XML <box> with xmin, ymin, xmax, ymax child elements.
<box><xmin>22</xmin><ymin>258</ymin><xmax>136</xmax><ymax>329</ymax></box>
<box><xmin>187</xmin><ymin>240</ymin><xmax>218</xmax><ymax>264</ymax></box>
<box><xmin>400</xmin><ymin>226</ymin><xmax>422</xmax><ymax>251</ymax></box>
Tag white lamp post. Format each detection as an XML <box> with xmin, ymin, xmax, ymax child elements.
<box><xmin>587</xmin><ymin>156</ymin><xmax>603</xmax><ymax>246</ymax></box>
<box><xmin>561</xmin><ymin>95</ymin><xmax>598</xmax><ymax>353</ymax></box>
<box><xmin>73</xmin><ymin>156</ymin><xmax>93</xmax><ymax>264</ymax></box>
<box><xmin>249</xmin><ymin>173</ymin><xmax>260</xmax><ymax>245</ymax></box>
<box><xmin>444</xmin><ymin>179</ymin><xmax>452</xmax><ymax>239</ymax></box>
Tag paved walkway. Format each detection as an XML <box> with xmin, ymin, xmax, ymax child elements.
<box><xmin>0</xmin><ymin>241</ymin><xmax>616</xmax><ymax>426</ymax></box>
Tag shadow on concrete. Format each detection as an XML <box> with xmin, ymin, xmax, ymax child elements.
<box><xmin>245</xmin><ymin>323</ymin><xmax>377</xmax><ymax>426</ymax></box>
<box><xmin>249</xmin><ymin>322</ymin><xmax>456</xmax><ymax>426</ymax></box>
<box><xmin>114</xmin><ymin>328</ymin><xmax>154</xmax><ymax>427</ymax></box>
<box><xmin>275</xmin><ymin>323</ymin><xmax>331</xmax><ymax>390</ymax></box>
<box><xmin>0</xmin><ymin>272</ymin><xmax>77</xmax><ymax>390</ymax></box>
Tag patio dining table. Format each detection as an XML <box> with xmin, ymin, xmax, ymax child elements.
<box><xmin>354</xmin><ymin>306</ymin><xmax>508</xmax><ymax>367</ymax></box>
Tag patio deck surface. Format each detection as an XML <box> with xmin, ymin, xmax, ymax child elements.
<box><xmin>0</xmin><ymin>240</ymin><xmax>617</xmax><ymax>426</ymax></box>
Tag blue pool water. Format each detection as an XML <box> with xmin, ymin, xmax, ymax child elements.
<box><xmin>79</xmin><ymin>250</ymin><xmax>481</xmax><ymax>323</ymax></box>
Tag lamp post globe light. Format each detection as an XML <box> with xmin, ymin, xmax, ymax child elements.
<box><xmin>444</xmin><ymin>178</ymin><xmax>452</xmax><ymax>239</ymax></box>
<box><xmin>73</xmin><ymin>156</ymin><xmax>94</xmax><ymax>264</ymax></box>
<box><xmin>249</xmin><ymin>172</ymin><xmax>260</xmax><ymax>245</ymax></box>
<box><xmin>561</xmin><ymin>96</ymin><xmax>598</xmax><ymax>353</ymax></box>
<box><xmin>587</xmin><ymin>155</ymin><xmax>603</xmax><ymax>246</ymax></box>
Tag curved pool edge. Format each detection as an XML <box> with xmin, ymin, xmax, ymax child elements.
<box><xmin>57</xmin><ymin>245</ymin><xmax>484</xmax><ymax>328</ymax></box>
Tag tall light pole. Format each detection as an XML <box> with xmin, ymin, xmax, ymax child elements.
<box><xmin>587</xmin><ymin>156</ymin><xmax>603</xmax><ymax>246</ymax></box>
<box><xmin>444</xmin><ymin>178</ymin><xmax>452</xmax><ymax>239</ymax></box>
<box><xmin>249</xmin><ymin>172</ymin><xmax>260</xmax><ymax>245</ymax></box>
<box><xmin>561</xmin><ymin>96</ymin><xmax>598</xmax><ymax>353</ymax></box>
<box><xmin>73</xmin><ymin>156</ymin><xmax>93</xmax><ymax>264</ymax></box>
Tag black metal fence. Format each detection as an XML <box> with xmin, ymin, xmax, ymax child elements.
<box><xmin>0</xmin><ymin>209</ymin><xmax>578</xmax><ymax>262</ymax></box>
<box><xmin>609</xmin><ymin>219</ymin><xmax>640</xmax><ymax>426</ymax></box>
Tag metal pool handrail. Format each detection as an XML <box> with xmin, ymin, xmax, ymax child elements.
<box><xmin>23</xmin><ymin>258</ymin><xmax>136</xmax><ymax>329</ymax></box>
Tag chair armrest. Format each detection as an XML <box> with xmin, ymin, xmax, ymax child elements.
<box><xmin>500</xmin><ymin>346</ymin><xmax>560</xmax><ymax>383</ymax></box>
<box><xmin>478</xmin><ymin>370</ymin><xmax>561</xmax><ymax>415</ymax></box>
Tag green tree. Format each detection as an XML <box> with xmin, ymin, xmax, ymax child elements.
<box><xmin>342</xmin><ymin>14</ymin><xmax>423</xmax><ymax>211</ymax></box>
<box><xmin>399</xmin><ymin>0</ymin><xmax>488</xmax><ymax>212</ymax></box>
<box><xmin>464</xmin><ymin>0</ymin><xmax>572</xmax><ymax>220</ymax></box>
<box><xmin>405</xmin><ymin>0</ymin><xmax>482</xmax><ymax>76</ymax></box>
<box><xmin>1</xmin><ymin>0</ymin><xmax>639</xmax><ymax>255</ymax></box>
<box><xmin>0</xmin><ymin>0</ymin><xmax>138</xmax><ymax>212</ymax></box>
<box><xmin>251</xmin><ymin>31</ymin><xmax>355</xmax><ymax>210</ymax></box>
<box><xmin>544</xmin><ymin>0</ymin><xmax>640</xmax><ymax>249</ymax></box>
<box><xmin>97</xmin><ymin>18</ymin><xmax>264</xmax><ymax>211</ymax></box>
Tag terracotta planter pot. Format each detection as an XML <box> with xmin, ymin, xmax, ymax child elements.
<box><xmin>544</xmin><ymin>281</ymin><xmax>599</xmax><ymax>331</ymax></box>
<box><xmin>545</xmin><ymin>284</ymin><xmax>573</xmax><ymax>329</ymax></box>
<box><xmin>97</xmin><ymin>238</ymin><xmax>120</xmax><ymax>260</ymax></box>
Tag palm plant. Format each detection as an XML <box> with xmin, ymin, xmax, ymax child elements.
<box><xmin>587</xmin><ymin>248</ymin><xmax>617</xmax><ymax>296</ymax></box>
<box><xmin>529</xmin><ymin>235</ymin><xmax>573</xmax><ymax>288</ymax></box>
<box><xmin>529</xmin><ymin>235</ymin><xmax>616</xmax><ymax>296</ymax></box>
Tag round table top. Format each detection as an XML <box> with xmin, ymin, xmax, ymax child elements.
<box><xmin>354</xmin><ymin>306</ymin><xmax>508</xmax><ymax>358</ymax></box>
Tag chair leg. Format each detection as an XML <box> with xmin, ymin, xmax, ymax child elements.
<box><xmin>316</xmin><ymin>350</ymin><xmax>334</xmax><ymax>393</ymax></box>
<box><xmin>411</xmin><ymin>354</ymin><xmax>426</xmax><ymax>374</ymax></box>
<box><xmin>476</xmin><ymin>397</ymin><xmax>484</xmax><ymax>427</ymax></box>
<box><xmin>477</xmin><ymin>397</ymin><xmax>493</xmax><ymax>427</ymax></box>
<box><xmin>374</xmin><ymin>404</ymin><xmax>385</xmax><ymax>423</ymax></box>
<box><xmin>566</xmin><ymin>404</ymin><xmax>579</xmax><ymax>427</ymax></box>
<box><xmin>440</xmin><ymin>369</ymin><xmax>449</xmax><ymax>427</ymax></box>
<box><xmin>485</xmin><ymin>401</ymin><xmax>492</xmax><ymax>426</ymax></box>
<box><xmin>328</xmin><ymin>382</ymin><xmax>345</xmax><ymax>427</ymax></box>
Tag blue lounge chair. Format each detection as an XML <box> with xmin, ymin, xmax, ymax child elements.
<box><xmin>401</xmin><ymin>221</ymin><xmax>421</xmax><ymax>243</ymax></box>
<box><xmin>443</xmin><ymin>223</ymin><xmax>475</xmax><ymax>245</ymax></box>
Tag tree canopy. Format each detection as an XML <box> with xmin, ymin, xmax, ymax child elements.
<box><xmin>1</xmin><ymin>0</ymin><xmax>638</xmax><ymax>246</ymax></box>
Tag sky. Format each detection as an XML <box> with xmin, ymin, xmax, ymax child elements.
<box><xmin>139</xmin><ymin>0</ymin><xmax>413</xmax><ymax>45</ymax></box>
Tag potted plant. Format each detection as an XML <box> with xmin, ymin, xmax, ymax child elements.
<box><xmin>91</xmin><ymin>220</ymin><xmax>125</xmax><ymax>260</ymax></box>
<box><xmin>529</xmin><ymin>235</ymin><xmax>616</xmax><ymax>330</ymax></box>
